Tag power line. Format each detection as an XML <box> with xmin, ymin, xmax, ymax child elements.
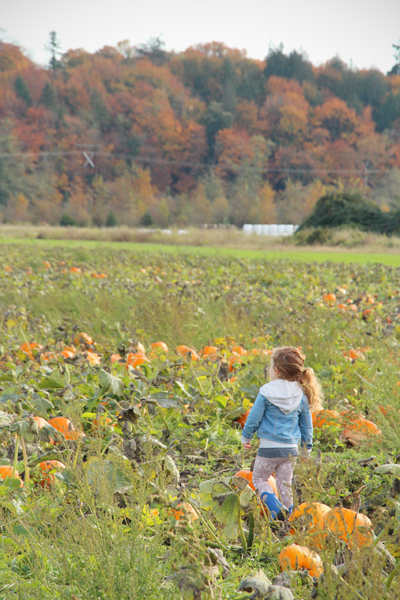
<box><xmin>0</xmin><ymin>149</ymin><xmax>387</xmax><ymax>176</ymax></box>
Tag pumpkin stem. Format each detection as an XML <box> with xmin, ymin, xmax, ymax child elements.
<box><xmin>237</xmin><ymin>505</ymin><xmax>247</xmax><ymax>553</ymax></box>
<box><xmin>20</xmin><ymin>437</ymin><xmax>30</xmax><ymax>491</ymax></box>
<box><xmin>247</xmin><ymin>511</ymin><xmax>255</xmax><ymax>549</ymax></box>
<box><xmin>12</xmin><ymin>434</ymin><xmax>19</xmax><ymax>479</ymax></box>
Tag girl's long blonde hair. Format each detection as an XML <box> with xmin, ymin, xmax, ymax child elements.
<box><xmin>271</xmin><ymin>346</ymin><xmax>323</xmax><ymax>412</ymax></box>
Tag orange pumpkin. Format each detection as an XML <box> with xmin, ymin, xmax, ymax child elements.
<box><xmin>86</xmin><ymin>352</ymin><xmax>101</xmax><ymax>365</ymax></box>
<box><xmin>312</xmin><ymin>410</ymin><xmax>341</xmax><ymax>428</ymax></box>
<box><xmin>229</xmin><ymin>356</ymin><xmax>242</xmax><ymax>372</ymax></box>
<box><xmin>176</xmin><ymin>345</ymin><xmax>199</xmax><ymax>361</ymax></box>
<box><xmin>278</xmin><ymin>544</ymin><xmax>323</xmax><ymax>577</ymax></box>
<box><xmin>169</xmin><ymin>502</ymin><xmax>198</xmax><ymax>522</ymax></box>
<box><xmin>48</xmin><ymin>417</ymin><xmax>81</xmax><ymax>441</ymax></box>
<box><xmin>151</xmin><ymin>341</ymin><xmax>169</xmax><ymax>352</ymax></box>
<box><xmin>322</xmin><ymin>293</ymin><xmax>336</xmax><ymax>304</ymax></box>
<box><xmin>322</xmin><ymin>507</ymin><xmax>373</xmax><ymax>549</ymax></box>
<box><xmin>38</xmin><ymin>460</ymin><xmax>65</xmax><ymax>486</ymax></box>
<box><xmin>288</xmin><ymin>502</ymin><xmax>331</xmax><ymax>547</ymax></box>
<box><xmin>126</xmin><ymin>353</ymin><xmax>149</xmax><ymax>368</ymax></box>
<box><xmin>33</xmin><ymin>416</ymin><xmax>54</xmax><ymax>444</ymax></box>
<box><xmin>342</xmin><ymin>418</ymin><xmax>381</xmax><ymax>446</ymax></box>
<box><xmin>111</xmin><ymin>353</ymin><xmax>123</xmax><ymax>363</ymax></box>
<box><xmin>0</xmin><ymin>465</ymin><xmax>23</xmax><ymax>487</ymax></box>
<box><xmin>232</xmin><ymin>345</ymin><xmax>247</xmax><ymax>356</ymax></box>
<box><xmin>33</xmin><ymin>415</ymin><xmax>50</xmax><ymax>429</ymax></box>
<box><xmin>346</xmin><ymin>304</ymin><xmax>358</xmax><ymax>312</ymax></box>
<box><xmin>61</xmin><ymin>346</ymin><xmax>76</xmax><ymax>359</ymax></box>
<box><xmin>234</xmin><ymin>470</ymin><xmax>278</xmax><ymax>496</ymax></box>
<box><xmin>235</xmin><ymin>409</ymin><xmax>251</xmax><ymax>429</ymax></box>
<box><xmin>70</xmin><ymin>267</ymin><xmax>82</xmax><ymax>274</ymax></box>
<box><xmin>74</xmin><ymin>332</ymin><xmax>94</xmax><ymax>346</ymax></box>
<box><xmin>200</xmin><ymin>346</ymin><xmax>219</xmax><ymax>357</ymax></box>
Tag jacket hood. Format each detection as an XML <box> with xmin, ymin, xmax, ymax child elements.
<box><xmin>259</xmin><ymin>379</ymin><xmax>304</xmax><ymax>414</ymax></box>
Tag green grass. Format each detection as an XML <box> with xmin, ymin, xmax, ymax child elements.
<box><xmin>2</xmin><ymin>236</ymin><xmax>400</xmax><ymax>266</ymax></box>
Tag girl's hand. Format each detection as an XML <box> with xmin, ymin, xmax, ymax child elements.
<box><xmin>242</xmin><ymin>442</ymin><xmax>251</xmax><ymax>449</ymax></box>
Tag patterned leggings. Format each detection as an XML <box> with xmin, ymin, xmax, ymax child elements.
<box><xmin>253</xmin><ymin>455</ymin><xmax>296</xmax><ymax>509</ymax></box>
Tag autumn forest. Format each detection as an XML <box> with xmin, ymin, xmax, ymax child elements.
<box><xmin>1</xmin><ymin>36</ymin><xmax>400</xmax><ymax>227</ymax></box>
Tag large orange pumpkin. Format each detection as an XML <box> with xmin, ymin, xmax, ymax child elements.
<box><xmin>74</xmin><ymin>332</ymin><xmax>93</xmax><ymax>346</ymax></box>
<box><xmin>288</xmin><ymin>502</ymin><xmax>331</xmax><ymax>548</ymax></box>
<box><xmin>342</xmin><ymin>418</ymin><xmax>381</xmax><ymax>446</ymax></box>
<box><xmin>200</xmin><ymin>346</ymin><xmax>219</xmax><ymax>358</ymax></box>
<box><xmin>278</xmin><ymin>544</ymin><xmax>323</xmax><ymax>577</ymax></box>
<box><xmin>322</xmin><ymin>293</ymin><xmax>336</xmax><ymax>304</ymax></box>
<box><xmin>0</xmin><ymin>465</ymin><xmax>23</xmax><ymax>487</ymax></box>
<box><xmin>232</xmin><ymin>345</ymin><xmax>247</xmax><ymax>356</ymax></box>
<box><xmin>48</xmin><ymin>417</ymin><xmax>81</xmax><ymax>441</ymax></box>
<box><xmin>151</xmin><ymin>341</ymin><xmax>169</xmax><ymax>353</ymax></box>
<box><xmin>126</xmin><ymin>353</ymin><xmax>149</xmax><ymax>368</ymax></box>
<box><xmin>322</xmin><ymin>507</ymin><xmax>373</xmax><ymax>549</ymax></box>
<box><xmin>234</xmin><ymin>470</ymin><xmax>278</xmax><ymax>496</ymax></box>
<box><xmin>176</xmin><ymin>345</ymin><xmax>199</xmax><ymax>361</ymax></box>
<box><xmin>312</xmin><ymin>410</ymin><xmax>341</xmax><ymax>428</ymax></box>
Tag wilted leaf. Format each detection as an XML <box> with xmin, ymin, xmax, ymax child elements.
<box><xmin>99</xmin><ymin>369</ymin><xmax>124</xmax><ymax>396</ymax></box>
<box><xmin>164</xmin><ymin>454</ymin><xmax>180</xmax><ymax>484</ymax></box>
<box><xmin>237</xmin><ymin>570</ymin><xmax>272</xmax><ymax>599</ymax></box>
<box><xmin>266</xmin><ymin>586</ymin><xmax>294</xmax><ymax>600</ymax></box>
<box><xmin>239</xmin><ymin>484</ymin><xmax>255</xmax><ymax>508</ymax></box>
<box><xmin>375</xmin><ymin>464</ymin><xmax>400</xmax><ymax>477</ymax></box>
<box><xmin>0</xmin><ymin>412</ymin><xmax>13</xmax><ymax>428</ymax></box>
<box><xmin>170</xmin><ymin>565</ymin><xmax>212</xmax><ymax>600</ymax></box>
<box><xmin>117</xmin><ymin>405</ymin><xmax>141</xmax><ymax>423</ymax></box>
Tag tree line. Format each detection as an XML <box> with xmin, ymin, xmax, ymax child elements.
<box><xmin>0</xmin><ymin>34</ymin><xmax>400</xmax><ymax>227</ymax></box>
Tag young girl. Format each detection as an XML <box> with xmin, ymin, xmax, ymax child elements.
<box><xmin>241</xmin><ymin>346</ymin><xmax>322</xmax><ymax>519</ymax></box>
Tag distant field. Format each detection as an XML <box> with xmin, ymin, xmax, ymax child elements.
<box><xmin>1</xmin><ymin>235</ymin><xmax>400</xmax><ymax>266</ymax></box>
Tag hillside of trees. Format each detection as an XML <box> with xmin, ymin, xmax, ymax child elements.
<box><xmin>1</xmin><ymin>35</ymin><xmax>400</xmax><ymax>227</ymax></box>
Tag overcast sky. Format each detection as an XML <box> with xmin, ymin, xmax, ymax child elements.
<box><xmin>1</xmin><ymin>0</ymin><xmax>400</xmax><ymax>73</ymax></box>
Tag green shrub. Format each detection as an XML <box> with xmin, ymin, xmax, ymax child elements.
<box><xmin>299</xmin><ymin>192</ymin><xmax>400</xmax><ymax>235</ymax></box>
<box><xmin>59</xmin><ymin>213</ymin><xmax>77</xmax><ymax>227</ymax></box>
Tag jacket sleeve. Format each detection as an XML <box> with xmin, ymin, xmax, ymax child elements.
<box><xmin>298</xmin><ymin>397</ymin><xmax>313</xmax><ymax>452</ymax></box>
<box><xmin>242</xmin><ymin>392</ymin><xmax>267</xmax><ymax>440</ymax></box>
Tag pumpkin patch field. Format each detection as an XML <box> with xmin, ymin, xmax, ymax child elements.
<box><xmin>2</xmin><ymin>243</ymin><xmax>400</xmax><ymax>599</ymax></box>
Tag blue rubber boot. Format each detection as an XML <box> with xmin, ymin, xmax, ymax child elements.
<box><xmin>288</xmin><ymin>504</ymin><xmax>294</xmax><ymax>515</ymax></box>
<box><xmin>260</xmin><ymin>491</ymin><xmax>285</xmax><ymax>520</ymax></box>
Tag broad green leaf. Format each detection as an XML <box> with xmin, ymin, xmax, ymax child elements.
<box><xmin>37</xmin><ymin>372</ymin><xmax>66</xmax><ymax>389</ymax></box>
<box><xmin>98</xmin><ymin>369</ymin><xmax>124</xmax><ymax>396</ymax></box>
<box><xmin>213</xmin><ymin>493</ymin><xmax>239</xmax><ymax>540</ymax></box>
<box><xmin>213</xmin><ymin>394</ymin><xmax>228</xmax><ymax>408</ymax></box>
<box><xmin>29</xmin><ymin>394</ymin><xmax>54</xmax><ymax>413</ymax></box>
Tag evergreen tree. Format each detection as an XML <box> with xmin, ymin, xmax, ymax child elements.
<box><xmin>388</xmin><ymin>40</ymin><xmax>400</xmax><ymax>75</ymax></box>
<box><xmin>201</xmin><ymin>102</ymin><xmax>233</xmax><ymax>155</ymax></box>
<box><xmin>264</xmin><ymin>46</ymin><xmax>314</xmax><ymax>82</ymax></box>
<box><xmin>14</xmin><ymin>76</ymin><xmax>32</xmax><ymax>106</ymax></box>
<box><xmin>39</xmin><ymin>82</ymin><xmax>56</xmax><ymax>109</ymax></box>
<box><xmin>45</xmin><ymin>31</ymin><xmax>62</xmax><ymax>72</ymax></box>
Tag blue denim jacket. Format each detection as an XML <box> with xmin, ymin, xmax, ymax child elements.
<box><xmin>242</xmin><ymin>392</ymin><xmax>313</xmax><ymax>450</ymax></box>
